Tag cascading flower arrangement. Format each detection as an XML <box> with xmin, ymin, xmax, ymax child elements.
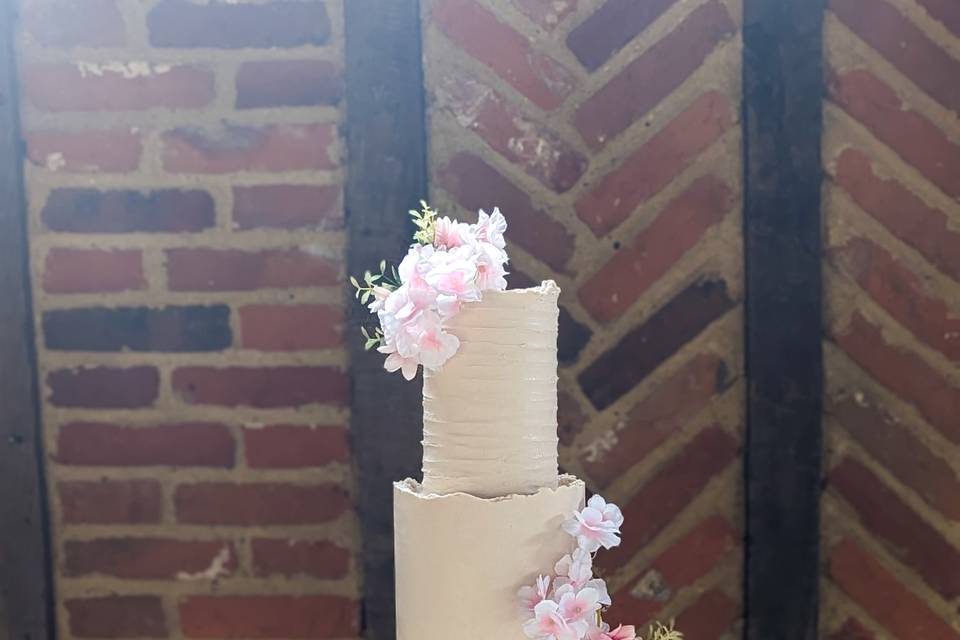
<box><xmin>351</xmin><ymin>201</ymin><xmax>509</xmax><ymax>380</ymax></box>
<box><xmin>519</xmin><ymin>495</ymin><xmax>683</xmax><ymax>640</ymax></box>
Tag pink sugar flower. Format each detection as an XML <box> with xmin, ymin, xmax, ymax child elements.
<box><xmin>472</xmin><ymin>207</ymin><xmax>508</xmax><ymax>249</ymax></box>
<box><xmin>425</xmin><ymin>257</ymin><xmax>480</xmax><ymax>301</ymax></box>
<box><xmin>413</xmin><ymin>311</ymin><xmax>460</xmax><ymax>370</ymax></box>
<box><xmin>523</xmin><ymin>599</ymin><xmax>588</xmax><ymax>640</ymax></box>
<box><xmin>563</xmin><ymin>495</ymin><xmax>623</xmax><ymax>553</ymax></box>
<box><xmin>555</xmin><ymin>548</ymin><xmax>593</xmax><ymax>590</ymax></box>
<box><xmin>366</xmin><ymin>285</ymin><xmax>392</xmax><ymax>313</ymax></box>
<box><xmin>380</xmin><ymin>347</ymin><xmax>419</xmax><ymax>381</ymax></box>
<box><xmin>556</xmin><ymin>585</ymin><xmax>601</xmax><ymax>624</ymax></box>
<box><xmin>518</xmin><ymin>575</ymin><xmax>552</xmax><ymax>614</ymax></box>
<box><xmin>586</xmin><ymin>624</ymin><xmax>636</xmax><ymax>640</ymax></box>
<box><xmin>433</xmin><ymin>216</ymin><xmax>470</xmax><ymax>249</ymax></box>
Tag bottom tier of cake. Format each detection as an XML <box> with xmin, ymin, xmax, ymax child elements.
<box><xmin>394</xmin><ymin>474</ymin><xmax>585</xmax><ymax>639</ymax></box>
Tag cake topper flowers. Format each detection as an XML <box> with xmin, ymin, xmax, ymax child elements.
<box><xmin>519</xmin><ymin>495</ymin><xmax>683</xmax><ymax>640</ymax></box>
<box><xmin>351</xmin><ymin>201</ymin><xmax>509</xmax><ymax>380</ymax></box>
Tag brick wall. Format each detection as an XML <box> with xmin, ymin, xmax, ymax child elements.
<box><xmin>422</xmin><ymin>0</ymin><xmax>745</xmax><ymax>636</ymax></box>
<box><xmin>820</xmin><ymin>0</ymin><xmax>960</xmax><ymax>638</ymax></box>
<box><xmin>15</xmin><ymin>0</ymin><xmax>359</xmax><ymax>638</ymax></box>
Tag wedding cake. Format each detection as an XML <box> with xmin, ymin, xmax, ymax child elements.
<box><xmin>353</xmin><ymin>203</ymin><xmax>675</xmax><ymax>640</ymax></box>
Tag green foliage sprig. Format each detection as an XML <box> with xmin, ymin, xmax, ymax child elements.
<box><xmin>350</xmin><ymin>260</ymin><xmax>400</xmax><ymax>351</ymax></box>
<box><xmin>410</xmin><ymin>200</ymin><xmax>439</xmax><ymax>246</ymax></box>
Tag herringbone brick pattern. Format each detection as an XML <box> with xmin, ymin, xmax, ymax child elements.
<box><xmin>422</xmin><ymin>0</ymin><xmax>744</xmax><ymax>635</ymax></box>
<box><xmin>821</xmin><ymin>0</ymin><xmax>960</xmax><ymax>637</ymax></box>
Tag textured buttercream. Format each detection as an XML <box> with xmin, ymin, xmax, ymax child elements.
<box><xmin>394</xmin><ymin>475</ymin><xmax>585</xmax><ymax>639</ymax></box>
<box><xmin>421</xmin><ymin>281</ymin><xmax>561</xmax><ymax>497</ymax></box>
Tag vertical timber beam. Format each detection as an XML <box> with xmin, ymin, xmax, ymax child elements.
<box><xmin>343</xmin><ymin>1</ymin><xmax>428</xmax><ymax>637</ymax></box>
<box><xmin>742</xmin><ymin>0</ymin><xmax>826</xmax><ymax>638</ymax></box>
<box><xmin>0</xmin><ymin>2</ymin><xmax>55</xmax><ymax>639</ymax></box>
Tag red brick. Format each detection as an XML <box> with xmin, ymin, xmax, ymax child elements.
<box><xmin>173</xmin><ymin>366</ymin><xmax>347</xmax><ymax>408</ymax></box>
<box><xmin>47</xmin><ymin>366</ymin><xmax>159</xmax><ymax>409</ymax></box>
<box><xmin>567</xmin><ymin>0</ymin><xmax>679</xmax><ymax>70</ymax></box>
<box><xmin>830</xmin><ymin>538</ymin><xmax>960</xmax><ymax>638</ymax></box>
<box><xmin>831</xmin><ymin>237</ymin><xmax>960</xmax><ymax>360</ymax></box>
<box><xmin>830</xmin><ymin>393</ymin><xmax>960</xmax><ymax>520</ymax></box>
<box><xmin>832</xmin><ymin>149</ymin><xmax>960</xmax><ymax>282</ymax></box>
<box><xmin>673</xmin><ymin>589</ymin><xmax>739</xmax><ymax>640</ymax></box>
<box><xmin>244</xmin><ymin>425</ymin><xmax>349</xmax><ymax>468</ymax></box>
<box><xmin>65</xmin><ymin>539</ymin><xmax>236</xmax><ymax>580</ymax></box>
<box><xmin>166</xmin><ymin>248</ymin><xmax>339</xmax><ymax>291</ymax></box>
<box><xmin>580</xmin><ymin>176</ymin><xmax>733</xmax><ymax>321</ymax></box>
<box><xmin>831</xmin><ymin>456</ymin><xmax>960</xmax><ymax>599</ymax></box>
<box><xmin>43</xmin><ymin>188</ymin><xmax>215</xmax><ymax>233</ymax></box>
<box><xmin>438</xmin><ymin>153</ymin><xmax>575</xmax><ymax>272</ymax></box>
<box><xmin>162</xmin><ymin>124</ymin><xmax>336</xmax><ymax>173</ymax></box>
<box><xmin>44</xmin><ymin>305</ymin><xmax>232</xmax><ymax>353</ymax></box>
<box><xmin>576</xmin><ymin>92</ymin><xmax>733</xmax><ymax>236</ymax></box>
<box><xmin>511</xmin><ymin>0</ymin><xmax>578</xmax><ymax>30</ymax></box>
<box><xmin>21</xmin><ymin>0</ymin><xmax>125</xmax><ymax>48</ymax></box>
<box><xmin>834</xmin><ymin>312</ymin><xmax>960</xmax><ymax>444</ymax></box>
<box><xmin>830</xmin><ymin>618</ymin><xmax>875</xmax><ymax>640</ymax></box>
<box><xmin>57</xmin><ymin>422</ymin><xmax>234</xmax><ymax>468</ymax></box>
<box><xmin>832</xmin><ymin>0</ymin><xmax>960</xmax><ymax>112</ymax></box>
<box><xmin>59</xmin><ymin>479</ymin><xmax>162</xmax><ymax>524</ymax></box>
<box><xmin>236</xmin><ymin>60</ymin><xmax>342</xmax><ymax>109</ymax></box>
<box><xmin>66</xmin><ymin>596</ymin><xmax>166</xmax><ymax>638</ymax></box>
<box><xmin>606</xmin><ymin>516</ymin><xmax>737</xmax><ymax>625</ymax></box>
<box><xmin>597</xmin><ymin>425</ymin><xmax>739</xmax><ymax>570</ymax></box>
<box><xmin>149</xmin><ymin>0</ymin><xmax>331</xmax><ymax>49</ymax></box>
<box><xmin>25</xmin><ymin>63</ymin><xmax>213</xmax><ymax>112</ymax></box>
<box><xmin>233</xmin><ymin>184</ymin><xmax>342</xmax><ymax>231</ymax></box>
<box><xmin>43</xmin><ymin>248</ymin><xmax>145</xmax><ymax>294</ymax></box>
<box><xmin>916</xmin><ymin>0</ymin><xmax>960</xmax><ymax>37</ymax></box>
<box><xmin>579</xmin><ymin>279</ymin><xmax>735</xmax><ymax>410</ymax></box>
<box><xmin>431</xmin><ymin>0</ymin><xmax>575</xmax><ymax>110</ymax></box>
<box><xmin>581</xmin><ymin>354</ymin><xmax>731</xmax><ymax>488</ymax></box>
<box><xmin>436</xmin><ymin>74</ymin><xmax>586</xmax><ymax>192</ymax></box>
<box><xmin>180</xmin><ymin>595</ymin><xmax>358</xmax><ymax>638</ymax></box>
<box><xmin>574</xmin><ymin>3</ymin><xmax>735</xmax><ymax>150</ymax></box>
<box><xmin>175</xmin><ymin>483</ymin><xmax>349</xmax><ymax>525</ymax></box>
<box><xmin>26</xmin><ymin>129</ymin><xmax>141</xmax><ymax>173</ymax></box>
<box><xmin>830</xmin><ymin>70</ymin><xmax>960</xmax><ymax>199</ymax></box>
<box><xmin>239</xmin><ymin>304</ymin><xmax>343</xmax><ymax>351</ymax></box>
<box><xmin>251</xmin><ymin>538</ymin><xmax>350</xmax><ymax>579</ymax></box>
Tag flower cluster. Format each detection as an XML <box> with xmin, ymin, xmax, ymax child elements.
<box><xmin>520</xmin><ymin>496</ymin><xmax>682</xmax><ymax>640</ymax></box>
<box><xmin>352</xmin><ymin>202</ymin><xmax>509</xmax><ymax>380</ymax></box>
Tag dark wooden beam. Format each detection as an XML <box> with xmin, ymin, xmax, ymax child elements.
<box><xmin>0</xmin><ymin>2</ymin><xmax>56</xmax><ymax>639</ymax></box>
<box><xmin>742</xmin><ymin>0</ymin><xmax>826</xmax><ymax>638</ymax></box>
<box><xmin>343</xmin><ymin>1</ymin><xmax>428</xmax><ymax>637</ymax></box>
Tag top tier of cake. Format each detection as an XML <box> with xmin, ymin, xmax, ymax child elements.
<box><xmin>421</xmin><ymin>280</ymin><xmax>560</xmax><ymax>498</ymax></box>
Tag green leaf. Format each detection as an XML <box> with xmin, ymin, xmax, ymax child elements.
<box><xmin>361</xmin><ymin>326</ymin><xmax>370</xmax><ymax>338</ymax></box>
<box><xmin>379</xmin><ymin>259</ymin><xmax>387</xmax><ymax>273</ymax></box>
<box><xmin>349</xmin><ymin>275</ymin><xmax>360</xmax><ymax>289</ymax></box>
<box><xmin>361</xmin><ymin>291</ymin><xmax>371</xmax><ymax>304</ymax></box>
<box><xmin>364</xmin><ymin>338</ymin><xmax>379</xmax><ymax>350</ymax></box>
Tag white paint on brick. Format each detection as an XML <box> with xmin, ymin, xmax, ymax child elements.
<box><xmin>44</xmin><ymin>152</ymin><xmax>65</xmax><ymax>172</ymax></box>
<box><xmin>176</xmin><ymin>546</ymin><xmax>232</xmax><ymax>581</ymax></box>
<box><xmin>76</xmin><ymin>61</ymin><xmax>172</xmax><ymax>79</ymax></box>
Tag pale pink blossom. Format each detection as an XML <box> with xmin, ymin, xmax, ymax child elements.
<box><xmin>555</xmin><ymin>548</ymin><xmax>593</xmax><ymax>590</ymax></box>
<box><xmin>413</xmin><ymin>311</ymin><xmax>460</xmax><ymax>370</ymax></box>
<box><xmin>523</xmin><ymin>599</ymin><xmax>588</xmax><ymax>640</ymax></box>
<box><xmin>367</xmin><ymin>285</ymin><xmax>392</xmax><ymax>313</ymax></box>
<box><xmin>425</xmin><ymin>257</ymin><xmax>480</xmax><ymax>301</ymax></box>
<box><xmin>518</xmin><ymin>575</ymin><xmax>552</xmax><ymax>614</ymax></box>
<box><xmin>586</xmin><ymin>624</ymin><xmax>636</xmax><ymax>640</ymax></box>
<box><xmin>556</xmin><ymin>585</ymin><xmax>601</xmax><ymax>624</ymax></box>
<box><xmin>433</xmin><ymin>216</ymin><xmax>470</xmax><ymax>249</ymax></box>
<box><xmin>378</xmin><ymin>342</ymin><xmax>419</xmax><ymax>380</ymax></box>
<box><xmin>472</xmin><ymin>241</ymin><xmax>508</xmax><ymax>291</ymax></box>
<box><xmin>472</xmin><ymin>207</ymin><xmax>508</xmax><ymax>249</ymax></box>
<box><xmin>563</xmin><ymin>495</ymin><xmax>623</xmax><ymax>553</ymax></box>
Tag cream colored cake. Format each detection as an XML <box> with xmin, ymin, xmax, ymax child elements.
<box><xmin>394</xmin><ymin>281</ymin><xmax>586</xmax><ymax>639</ymax></box>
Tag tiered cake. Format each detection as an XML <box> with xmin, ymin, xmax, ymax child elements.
<box><xmin>394</xmin><ymin>280</ymin><xmax>586</xmax><ymax>638</ymax></box>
